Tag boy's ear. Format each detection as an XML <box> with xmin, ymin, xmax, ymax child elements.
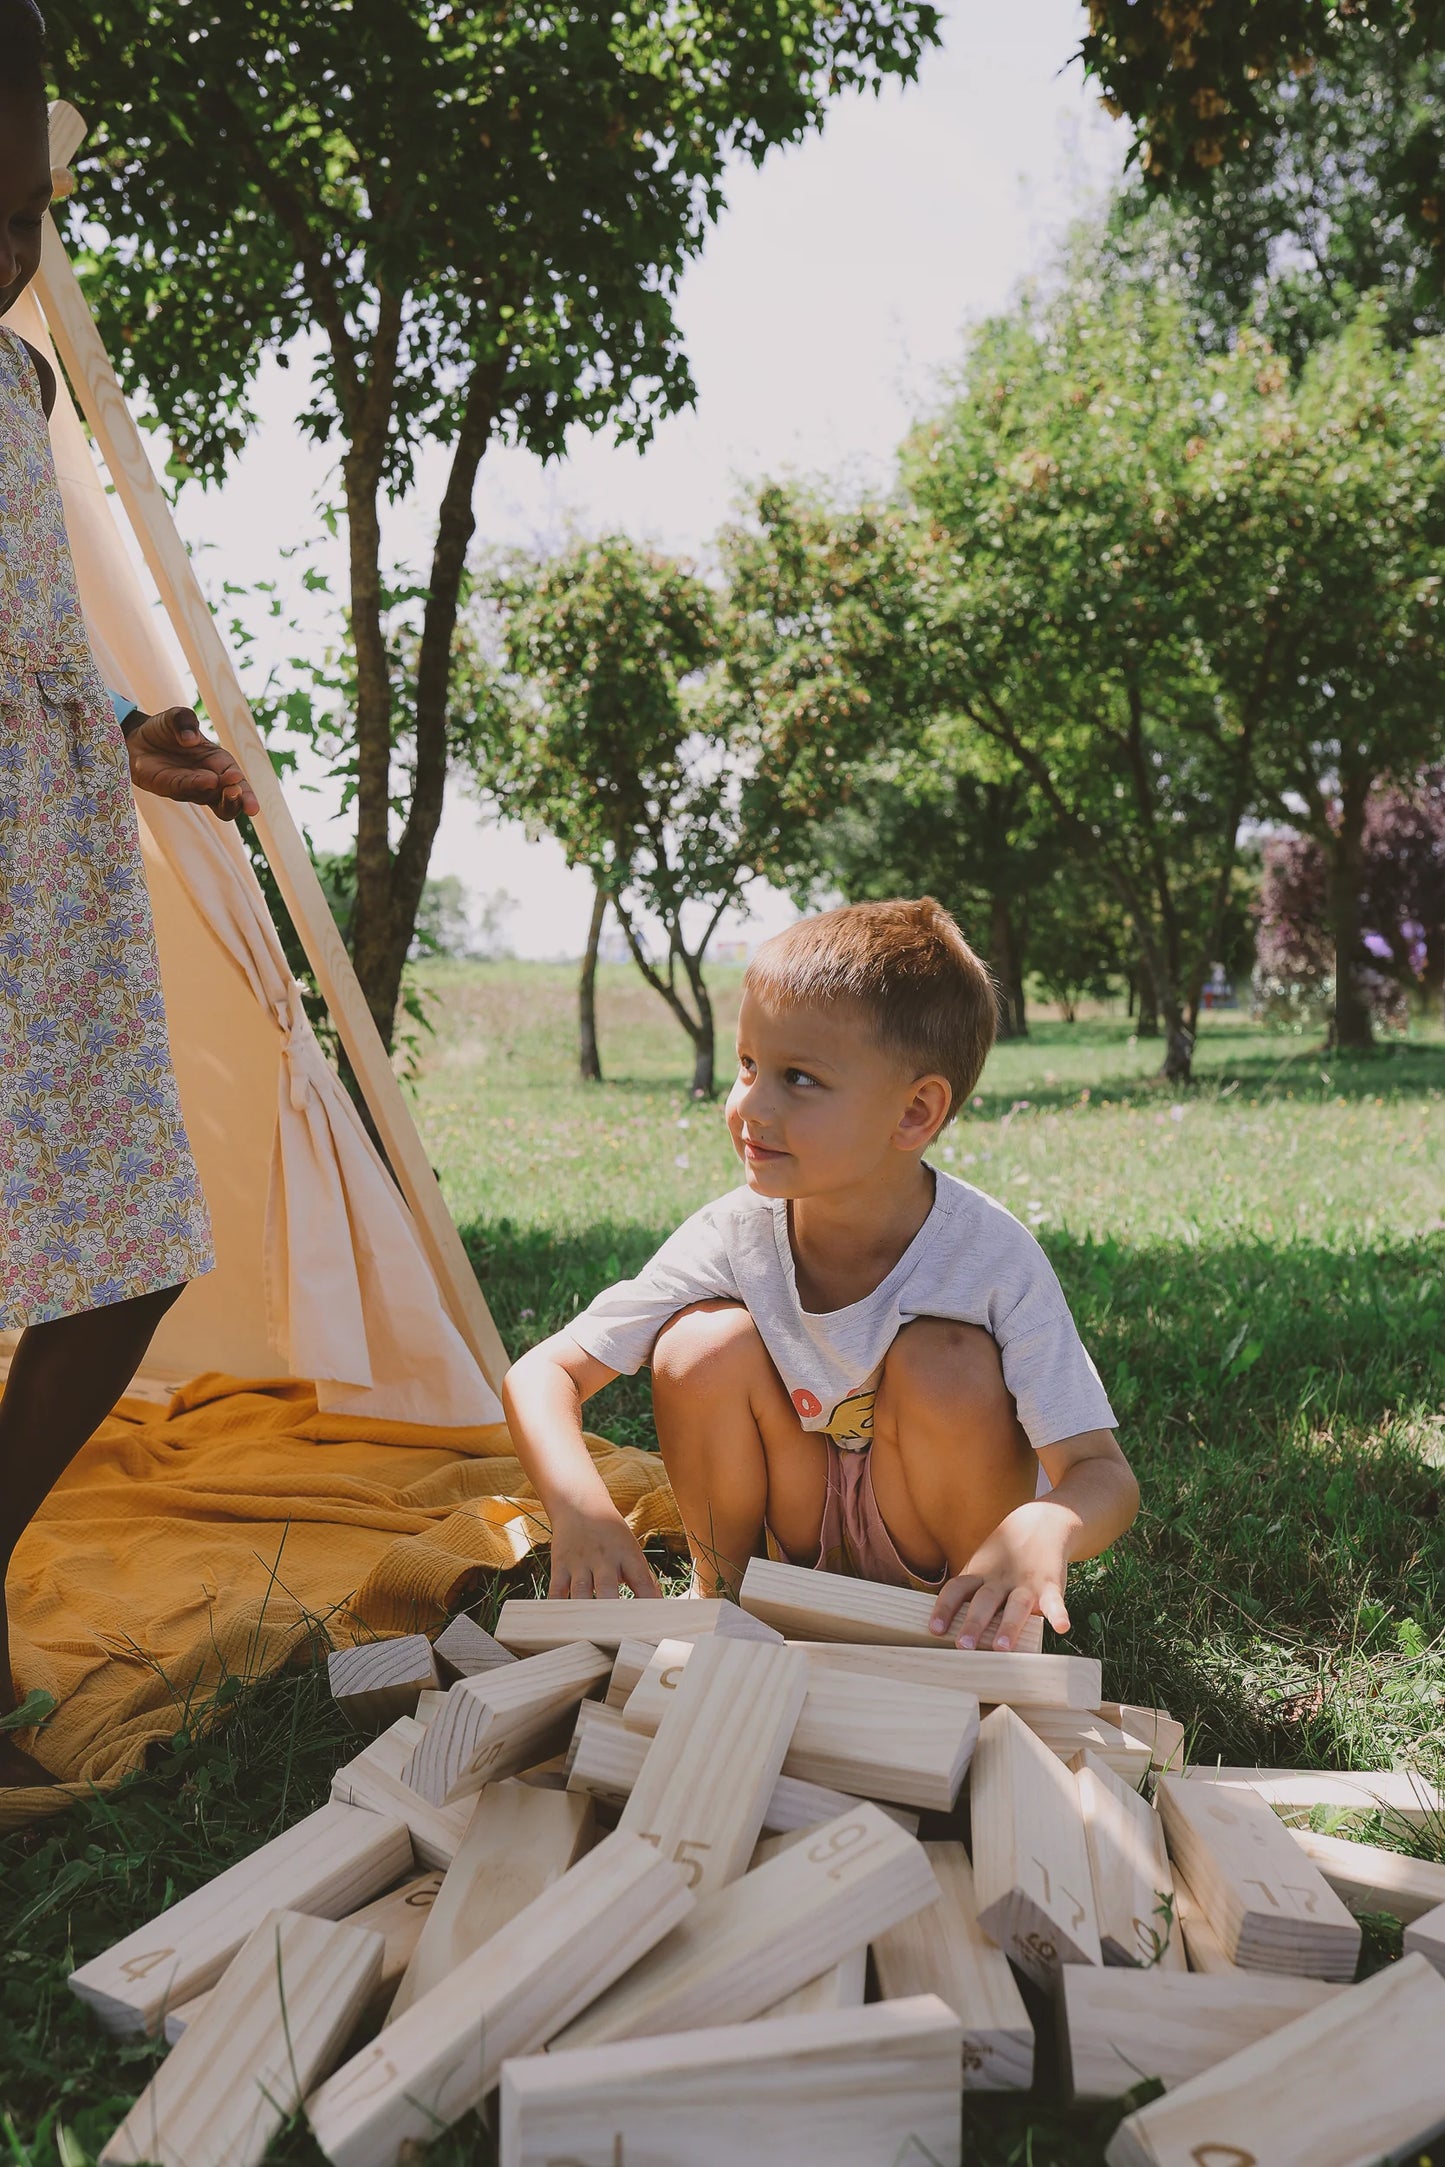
<box><xmin>895</xmin><ymin>1074</ymin><xmax>953</xmax><ymax>1154</ymax></box>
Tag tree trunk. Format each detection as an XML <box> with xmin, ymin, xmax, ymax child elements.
<box><xmin>1160</xmin><ymin>999</ymin><xmax>1195</xmax><ymax>1082</ymax></box>
<box><xmin>681</xmin><ymin>945</ymin><xmax>717</xmax><ymax>1098</ymax></box>
<box><xmin>1326</xmin><ymin>779</ymin><xmax>1374</xmax><ymax>1053</ymax></box>
<box><xmin>579</xmin><ymin>882</ymin><xmax>606</xmax><ymax>1084</ymax></box>
<box><xmin>988</xmin><ymin>891</ymin><xmax>1027</xmax><ymax>1040</ymax></box>
<box><xmin>1136</xmin><ymin>961</ymin><xmax>1160</xmax><ymax>1038</ymax></box>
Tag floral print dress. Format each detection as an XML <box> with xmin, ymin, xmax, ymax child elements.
<box><xmin>0</xmin><ymin>326</ymin><xmax>213</xmax><ymax>1327</ymax></box>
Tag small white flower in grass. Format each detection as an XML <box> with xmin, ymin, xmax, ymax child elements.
<box><xmin>1170</xmin><ymin>1103</ymin><xmax>1186</xmax><ymax>1122</ymax></box>
<box><xmin>674</xmin><ymin>1152</ymin><xmax>690</xmax><ymax>1169</ymax></box>
<box><xmin>519</xmin><ymin>1308</ymin><xmax>535</xmax><ymax>1321</ymax></box>
<box><xmin>677</xmin><ymin>1116</ymin><xmax>690</xmax><ymax>1129</ymax></box>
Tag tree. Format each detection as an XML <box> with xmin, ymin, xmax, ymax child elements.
<box><xmin>1081</xmin><ymin>0</ymin><xmax>1445</xmax><ymax>270</ymax></box>
<box><xmin>47</xmin><ymin>0</ymin><xmax>940</xmax><ymax>1049</ymax></box>
<box><xmin>471</xmin><ymin>536</ymin><xmax>734</xmax><ymax>1095</ymax></box>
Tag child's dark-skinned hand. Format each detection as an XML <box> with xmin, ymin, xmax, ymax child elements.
<box><xmin>126</xmin><ymin>706</ymin><xmax>260</xmax><ymax>822</ymax></box>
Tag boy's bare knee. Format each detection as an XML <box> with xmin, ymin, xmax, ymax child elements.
<box><xmin>651</xmin><ymin>1301</ymin><xmax>764</xmax><ymax>1389</ymax></box>
<box><xmin>883</xmin><ymin>1317</ymin><xmax>1011</xmax><ymax>1418</ymax></box>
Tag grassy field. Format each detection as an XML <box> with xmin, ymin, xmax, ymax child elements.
<box><xmin>4</xmin><ymin>960</ymin><xmax>1444</xmax><ymax>2165</ymax></box>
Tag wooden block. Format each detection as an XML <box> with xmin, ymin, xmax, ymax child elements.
<box><xmin>402</xmin><ymin>1642</ymin><xmax>612</xmax><ymax>1808</ymax></box>
<box><xmin>1105</xmin><ymin>1952</ymin><xmax>1445</xmax><ymax>2167</ymax></box>
<box><xmin>566</xmin><ymin>1700</ymin><xmax>919</xmax><ymax>1834</ymax></box>
<box><xmin>1179</xmin><ymin>1763</ymin><xmax>1445</xmax><ymax>1829</ymax></box>
<box><xmin>1403</xmin><ymin>1900</ymin><xmax>1445</xmax><ymax>1975</ymax></box>
<box><xmin>68</xmin><ymin>1803</ymin><xmax>412</xmax><ymax>2038</ymax></box>
<box><xmin>162</xmin><ymin>1867</ymin><xmax>449</xmax><ymax>2044</ymax></box>
<box><xmin>306</xmin><ymin>1832</ymin><xmax>694</xmax><ymax>2167</ymax></box>
<box><xmin>1074</xmin><ymin>1751</ymin><xmax>1186</xmax><ymax>1970</ymax></box>
<box><xmin>969</xmin><ymin>1704</ymin><xmax>1102</xmax><ymax>1985</ymax></box>
<box><xmin>1012</xmin><ymin>1707</ymin><xmax>1152</xmax><ymax>1784</ymax></box>
<box><xmin>552</xmin><ymin>1801</ymin><xmax>939</xmax><ymax>2050</ymax></box>
<box><xmin>500</xmin><ymin>1995</ymin><xmax>964</xmax><ymax>2167</ymax></box>
<box><xmin>797</xmin><ymin>1639</ymin><xmax>1102</xmax><ymax>1709</ymax></box>
<box><xmin>102</xmin><ymin>1910</ymin><xmax>384</xmax><ymax>2167</ymax></box>
<box><xmin>1156</xmin><ymin>1775</ymin><xmax>1361</xmax><ymax>1980</ymax></box>
<box><xmin>739</xmin><ymin>1556</ymin><xmax>1042</xmax><ymax>1651</ymax></box>
<box><xmin>618</xmin><ymin>1638</ymin><xmax>808</xmax><ymax>1892</ymax></box>
<box><xmin>1097</xmin><ymin>1703</ymin><xmax>1187</xmax><ymax>1773</ymax></box>
<box><xmin>623</xmin><ymin>1638</ymin><xmax>977</xmax><ymax>1811</ymax></box>
<box><xmin>389</xmin><ymin>1781</ymin><xmax>594</xmax><ymax>2019</ymax></box>
<box><xmin>414</xmin><ymin>1689</ymin><xmax>448</xmax><ymax>1724</ymax></box>
<box><xmin>331</xmin><ymin>1717</ymin><xmax>479</xmax><ymax>1869</ymax></box>
<box><xmin>1060</xmin><ymin>1967</ymin><xmax>1345</xmax><ymax>2103</ymax></box>
<box><xmin>434</xmin><ymin>1612</ymin><xmax>516</xmax><ymax>1679</ymax></box>
<box><xmin>757</xmin><ymin>1942</ymin><xmax>868</xmax><ymax>2018</ymax></box>
<box><xmin>871</xmin><ymin>1839</ymin><xmax>1034</xmax><ymax>2091</ymax></box>
<box><xmin>495</xmin><ymin>1596</ymin><xmax>780</xmax><ymax>1655</ymax></box>
<box><xmin>328</xmin><ymin>1636</ymin><xmax>440</xmax><ymax>1729</ymax></box>
<box><xmin>1170</xmin><ymin>1864</ymin><xmax>1237</xmax><ymax>1975</ymax></box>
<box><xmin>1290</xmin><ymin>1827</ymin><xmax>1445</xmax><ymax>1924</ymax></box>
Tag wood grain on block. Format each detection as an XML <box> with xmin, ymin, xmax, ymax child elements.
<box><xmin>1074</xmin><ymin>1751</ymin><xmax>1186</xmax><ymax>1970</ymax></box>
<box><xmin>328</xmin><ymin>1636</ymin><xmax>440</xmax><ymax>1730</ymax></box>
<box><xmin>434</xmin><ymin>1613</ymin><xmax>515</xmax><ymax>1679</ymax></box>
<box><xmin>606</xmin><ymin>1636</ymin><xmax>657</xmax><ymax>1708</ymax></box>
<box><xmin>331</xmin><ymin>1717</ymin><xmax>479</xmax><ymax>1869</ymax></box>
<box><xmin>1290</xmin><ymin>1828</ymin><xmax>1445</xmax><ymax>1924</ymax></box>
<box><xmin>1403</xmin><ymin>1900</ymin><xmax>1445</xmax><ymax>1975</ymax></box>
<box><xmin>553</xmin><ymin>1802</ymin><xmax>938</xmax><ymax>2050</ymax></box>
<box><xmin>307</xmin><ymin>1832</ymin><xmax>693</xmax><ymax>2167</ymax></box>
<box><xmin>414</xmin><ymin>1689</ymin><xmax>447</xmax><ymax>1725</ymax></box>
<box><xmin>871</xmin><ymin>1840</ymin><xmax>1033</xmax><ymax>2091</ymax></box>
<box><xmin>623</xmin><ymin>1638</ymin><xmax>978</xmax><ymax>1811</ymax></box>
<box><xmin>102</xmin><ymin>1911</ymin><xmax>384</xmax><ymax>2167</ymax></box>
<box><xmin>1170</xmin><ymin>1865</ymin><xmax>1237</xmax><ymax>1975</ymax></box>
<box><xmin>1060</xmin><ymin>1967</ymin><xmax>1344</xmax><ymax>2103</ymax></box>
<box><xmin>158</xmin><ymin>1868</ymin><xmax>445</xmax><ymax>2045</ymax></box>
<box><xmin>495</xmin><ymin>1596</ymin><xmax>776</xmax><ymax>1655</ymax></box>
<box><xmin>68</xmin><ymin>1802</ymin><xmax>411</xmax><ymax>2037</ymax></box>
<box><xmin>389</xmin><ymin>1781</ymin><xmax>594</xmax><ymax>2019</ymax></box>
<box><xmin>1105</xmin><ymin>1952</ymin><xmax>1445</xmax><ymax>2167</ymax></box>
<box><xmin>969</xmin><ymin>1705</ymin><xmax>1102</xmax><ymax>1987</ymax></box>
<box><xmin>567</xmin><ymin>1700</ymin><xmax>919</xmax><ymax>1834</ymax></box>
<box><xmin>1097</xmin><ymin>1704</ymin><xmax>1187</xmax><ymax>1773</ymax></box>
<box><xmin>618</xmin><ymin>1638</ymin><xmax>808</xmax><ymax>1892</ymax></box>
<box><xmin>402</xmin><ymin>1641</ymin><xmax>612</xmax><ymax>1808</ymax></box>
<box><xmin>1012</xmin><ymin>1708</ymin><xmax>1152</xmax><ymax>1784</ymax></box>
<box><xmin>1156</xmin><ymin>1775</ymin><xmax>1361</xmax><ymax>1980</ymax></box>
<box><xmin>797</xmin><ymin>1640</ymin><xmax>1102</xmax><ymax>1709</ymax></box>
<box><xmin>500</xmin><ymin>1995</ymin><xmax>964</xmax><ymax>2167</ymax></box>
<box><xmin>739</xmin><ymin>1557</ymin><xmax>1042</xmax><ymax>1652</ymax></box>
<box><xmin>757</xmin><ymin>1942</ymin><xmax>868</xmax><ymax>2018</ymax></box>
<box><xmin>1179</xmin><ymin>1763</ymin><xmax>1445</xmax><ymax>1828</ymax></box>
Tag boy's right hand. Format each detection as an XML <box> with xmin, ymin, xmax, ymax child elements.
<box><xmin>548</xmin><ymin>1505</ymin><xmax>661</xmax><ymax>1600</ymax></box>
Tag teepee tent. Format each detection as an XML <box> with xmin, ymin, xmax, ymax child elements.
<box><xmin>9</xmin><ymin>102</ymin><xmax>509</xmax><ymax>1426</ymax></box>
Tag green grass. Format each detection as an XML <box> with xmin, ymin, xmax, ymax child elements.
<box><xmin>4</xmin><ymin>964</ymin><xmax>1445</xmax><ymax>2165</ymax></box>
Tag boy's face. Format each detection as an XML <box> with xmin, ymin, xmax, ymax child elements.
<box><xmin>0</xmin><ymin>95</ymin><xmax>52</xmax><ymax>321</ymax></box>
<box><xmin>726</xmin><ymin>988</ymin><xmax>950</xmax><ymax>1200</ymax></box>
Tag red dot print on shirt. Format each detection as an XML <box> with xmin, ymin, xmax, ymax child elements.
<box><xmin>791</xmin><ymin>1387</ymin><xmax>823</xmax><ymax>1419</ymax></box>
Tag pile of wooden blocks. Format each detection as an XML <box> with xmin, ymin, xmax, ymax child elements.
<box><xmin>69</xmin><ymin>1556</ymin><xmax>1445</xmax><ymax>2167</ymax></box>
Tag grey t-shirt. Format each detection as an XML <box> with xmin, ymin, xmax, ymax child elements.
<box><xmin>568</xmin><ymin>1169</ymin><xmax>1116</xmax><ymax>1457</ymax></box>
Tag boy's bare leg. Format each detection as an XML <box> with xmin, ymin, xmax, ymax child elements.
<box><xmin>651</xmin><ymin>1300</ymin><xmax>829</xmax><ymax>1597</ymax></box>
<box><xmin>868</xmin><ymin>1318</ymin><xmax>1038</xmax><ymax>1578</ymax></box>
<box><xmin>0</xmin><ymin>1283</ymin><xmax>183</xmax><ymax>1786</ymax></box>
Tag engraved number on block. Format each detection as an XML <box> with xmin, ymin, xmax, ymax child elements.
<box><xmin>659</xmin><ymin>1664</ymin><xmax>686</xmax><ymax>1692</ymax></box>
<box><xmin>1013</xmin><ymin>1929</ymin><xmax>1058</xmax><ymax>1965</ymax></box>
<box><xmin>1242</xmin><ymin>1878</ymin><xmax>1280</xmax><ymax>1910</ymax></box>
<box><xmin>406</xmin><ymin>1882</ymin><xmax>442</xmax><ymax>1908</ymax></box>
<box><xmin>118</xmin><ymin>1949</ymin><xmax>175</xmax><ymax>1983</ymax></box>
<box><xmin>1032</xmin><ymin>1858</ymin><xmax>1052</xmax><ymax>1903</ymax></box>
<box><xmin>1282</xmin><ymin>1883</ymin><xmax>1321</xmax><ymax>1915</ymax></box>
<box><xmin>636</xmin><ymin>1833</ymin><xmax>713</xmax><ymax>1888</ymax></box>
<box><xmin>1190</xmin><ymin>2150</ymin><xmax>1257</xmax><ymax>2167</ymax></box>
<box><xmin>806</xmin><ymin>1819</ymin><xmax>883</xmax><ymax>1882</ymax></box>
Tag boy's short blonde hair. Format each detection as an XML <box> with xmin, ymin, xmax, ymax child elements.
<box><xmin>744</xmin><ymin>898</ymin><xmax>996</xmax><ymax>1122</ymax></box>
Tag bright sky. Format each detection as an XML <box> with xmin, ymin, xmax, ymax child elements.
<box><xmin>177</xmin><ymin>2</ymin><xmax>1124</xmax><ymax>959</ymax></box>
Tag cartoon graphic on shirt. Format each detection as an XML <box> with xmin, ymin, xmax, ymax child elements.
<box><xmin>825</xmin><ymin>1386</ymin><xmax>876</xmax><ymax>1452</ymax></box>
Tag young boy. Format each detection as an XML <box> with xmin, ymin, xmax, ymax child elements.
<box><xmin>503</xmin><ymin>898</ymin><xmax>1138</xmax><ymax>1651</ymax></box>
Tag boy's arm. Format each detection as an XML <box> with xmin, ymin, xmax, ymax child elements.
<box><xmin>927</xmin><ymin>1428</ymin><xmax>1138</xmax><ymax>1653</ymax></box>
<box><xmin>502</xmin><ymin>1330</ymin><xmax>662</xmax><ymax>1599</ymax></box>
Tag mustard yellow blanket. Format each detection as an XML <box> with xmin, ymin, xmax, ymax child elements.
<box><xmin>1</xmin><ymin>1373</ymin><xmax>681</xmax><ymax>1831</ymax></box>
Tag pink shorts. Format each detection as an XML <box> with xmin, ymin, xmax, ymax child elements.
<box><xmin>765</xmin><ymin>1440</ymin><xmax>946</xmax><ymax>1594</ymax></box>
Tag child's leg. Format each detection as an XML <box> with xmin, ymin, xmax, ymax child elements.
<box><xmin>651</xmin><ymin>1301</ymin><xmax>828</xmax><ymax>1598</ymax></box>
<box><xmin>0</xmin><ymin>1283</ymin><xmax>183</xmax><ymax>1783</ymax></box>
<box><xmin>868</xmin><ymin>1319</ymin><xmax>1037</xmax><ymax>1576</ymax></box>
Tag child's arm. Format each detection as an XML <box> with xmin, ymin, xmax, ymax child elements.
<box><xmin>927</xmin><ymin>1429</ymin><xmax>1138</xmax><ymax>1653</ymax></box>
<box><xmin>503</xmin><ymin>1330</ymin><xmax>662</xmax><ymax>1599</ymax></box>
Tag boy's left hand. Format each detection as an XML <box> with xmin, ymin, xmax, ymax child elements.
<box><xmin>126</xmin><ymin>707</ymin><xmax>260</xmax><ymax>822</ymax></box>
<box><xmin>928</xmin><ymin>1500</ymin><xmax>1072</xmax><ymax>1652</ymax></box>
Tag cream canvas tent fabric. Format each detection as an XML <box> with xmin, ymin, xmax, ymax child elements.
<box><xmin>3</xmin><ymin>109</ymin><xmax>507</xmax><ymax>1427</ymax></box>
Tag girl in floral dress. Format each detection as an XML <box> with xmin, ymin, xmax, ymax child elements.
<box><xmin>0</xmin><ymin>0</ymin><xmax>258</xmax><ymax>1785</ymax></box>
